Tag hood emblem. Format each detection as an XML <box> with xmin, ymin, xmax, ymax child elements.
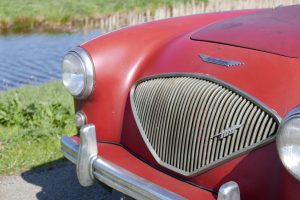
<box><xmin>199</xmin><ymin>54</ymin><xmax>244</xmax><ymax>67</ymax></box>
<box><xmin>211</xmin><ymin>124</ymin><xmax>243</xmax><ymax>140</ymax></box>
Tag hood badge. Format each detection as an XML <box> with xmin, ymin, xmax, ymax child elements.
<box><xmin>199</xmin><ymin>54</ymin><xmax>244</xmax><ymax>67</ymax></box>
<box><xmin>211</xmin><ymin>124</ymin><xmax>243</xmax><ymax>140</ymax></box>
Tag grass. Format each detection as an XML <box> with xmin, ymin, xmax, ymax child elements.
<box><xmin>0</xmin><ymin>82</ymin><xmax>75</xmax><ymax>175</ymax></box>
<box><xmin>0</xmin><ymin>0</ymin><xmax>205</xmax><ymax>33</ymax></box>
<box><xmin>0</xmin><ymin>0</ymin><xmax>299</xmax><ymax>33</ymax></box>
<box><xmin>0</xmin><ymin>0</ymin><xmax>205</xmax><ymax>22</ymax></box>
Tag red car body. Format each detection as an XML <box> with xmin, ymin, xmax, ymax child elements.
<box><xmin>61</xmin><ymin>5</ymin><xmax>300</xmax><ymax>200</ymax></box>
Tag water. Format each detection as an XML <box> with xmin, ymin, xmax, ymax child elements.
<box><xmin>0</xmin><ymin>30</ymin><xmax>102</xmax><ymax>91</ymax></box>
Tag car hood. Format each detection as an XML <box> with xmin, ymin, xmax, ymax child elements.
<box><xmin>191</xmin><ymin>5</ymin><xmax>300</xmax><ymax>58</ymax></box>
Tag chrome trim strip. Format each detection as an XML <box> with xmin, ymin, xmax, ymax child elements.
<box><xmin>93</xmin><ymin>158</ymin><xmax>184</xmax><ymax>200</ymax></box>
<box><xmin>130</xmin><ymin>73</ymin><xmax>281</xmax><ymax>177</ymax></box>
<box><xmin>60</xmin><ymin>135</ymin><xmax>186</xmax><ymax>200</ymax></box>
<box><xmin>61</xmin><ymin>135</ymin><xmax>79</xmax><ymax>164</ymax></box>
<box><xmin>62</xmin><ymin>150</ymin><xmax>77</xmax><ymax>165</ymax></box>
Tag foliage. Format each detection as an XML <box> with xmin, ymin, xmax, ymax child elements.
<box><xmin>0</xmin><ymin>0</ymin><xmax>207</xmax><ymax>34</ymax></box>
<box><xmin>0</xmin><ymin>82</ymin><xmax>75</xmax><ymax>175</ymax></box>
<box><xmin>0</xmin><ymin>0</ymin><xmax>206</xmax><ymax>22</ymax></box>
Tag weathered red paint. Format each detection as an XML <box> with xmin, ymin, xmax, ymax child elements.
<box><xmin>80</xmin><ymin>9</ymin><xmax>257</xmax><ymax>143</ymax></box>
<box><xmin>191</xmin><ymin>5</ymin><xmax>300</xmax><ymax>58</ymax></box>
<box><xmin>120</xmin><ymin>37</ymin><xmax>300</xmax><ymax>200</ymax></box>
<box><xmin>74</xmin><ymin>6</ymin><xmax>300</xmax><ymax>200</ymax></box>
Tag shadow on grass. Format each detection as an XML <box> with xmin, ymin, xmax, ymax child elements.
<box><xmin>21</xmin><ymin>158</ymin><xmax>111</xmax><ymax>200</ymax></box>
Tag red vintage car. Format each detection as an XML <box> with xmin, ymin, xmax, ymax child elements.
<box><xmin>60</xmin><ymin>5</ymin><xmax>300</xmax><ymax>200</ymax></box>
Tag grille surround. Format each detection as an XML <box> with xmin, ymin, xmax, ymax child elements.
<box><xmin>130</xmin><ymin>73</ymin><xmax>281</xmax><ymax>177</ymax></box>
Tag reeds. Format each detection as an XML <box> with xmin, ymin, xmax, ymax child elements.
<box><xmin>81</xmin><ymin>0</ymin><xmax>300</xmax><ymax>32</ymax></box>
<box><xmin>1</xmin><ymin>0</ymin><xmax>300</xmax><ymax>34</ymax></box>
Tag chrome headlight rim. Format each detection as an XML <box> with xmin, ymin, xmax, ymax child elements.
<box><xmin>276</xmin><ymin>107</ymin><xmax>300</xmax><ymax>181</ymax></box>
<box><xmin>62</xmin><ymin>47</ymin><xmax>95</xmax><ymax>99</ymax></box>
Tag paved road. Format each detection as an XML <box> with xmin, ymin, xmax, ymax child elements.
<box><xmin>0</xmin><ymin>161</ymin><xmax>111</xmax><ymax>200</ymax></box>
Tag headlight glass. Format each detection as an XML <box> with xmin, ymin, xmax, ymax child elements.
<box><xmin>62</xmin><ymin>53</ymin><xmax>85</xmax><ymax>96</ymax></box>
<box><xmin>62</xmin><ymin>47</ymin><xmax>94</xmax><ymax>98</ymax></box>
<box><xmin>277</xmin><ymin>110</ymin><xmax>300</xmax><ymax>181</ymax></box>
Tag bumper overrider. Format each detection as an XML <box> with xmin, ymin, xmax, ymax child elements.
<box><xmin>61</xmin><ymin>124</ymin><xmax>241</xmax><ymax>200</ymax></box>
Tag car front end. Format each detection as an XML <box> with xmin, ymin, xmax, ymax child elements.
<box><xmin>61</xmin><ymin>5</ymin><xmax>300</xmax><ymax>200</ymax></box>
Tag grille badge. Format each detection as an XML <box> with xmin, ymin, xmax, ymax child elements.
<box><xmin>199</xmin><ymin>54</ymin><xmax>244</xmax><ymax>67</ymax></box>
<box><xmin>212</xmin><ymin>124</ymin><xmax>243</xmax><ymax>140</ymax></box>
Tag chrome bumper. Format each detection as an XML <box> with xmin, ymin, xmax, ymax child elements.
<box><xmin>61</xmin><ymin>124</ymin><xmax>241</xmax><ymax>200</ymax></box>
<box><xmin>60</xmin><ymin>124</ymin><xmax>185</xmax><ymax>200</ymax></box>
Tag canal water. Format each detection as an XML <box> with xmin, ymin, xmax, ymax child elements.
<box><xmin>0</xmin><ymin>30</ymin><xmax>102</xmax><ymax>91</ymax></box>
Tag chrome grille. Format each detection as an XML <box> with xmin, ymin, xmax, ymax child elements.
<box><xmin>131</xmin><ymin>74</ymin><xmax>280</xmax><ymax>176</ymax></box>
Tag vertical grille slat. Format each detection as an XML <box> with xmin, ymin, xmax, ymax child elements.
<box><xmin>176</xmin><ymin>79</ymin><xmax>199</xmax><ymax>171</ymax></box>
<box><xmin>209</xmin><ymin>91</ymin><xmax>233</xmax><ymax>163</ymax></box>
<box><xmin>173</xmin><ymin>79</ymin><xmax>195</xmax><ymax>168</ymax></box>
<box><xmin>141</xmin><ymin>80</ymin><xmax>164</xmax><ymax>145</ymax></box>
<box><xmin>233</xmin><ymin>103</ymin><xmax>254</xmax><ymax>152</ymax></box>
<box><xmin>244</xmin><ymin>109</ymin><xmax>262</xmax><ymax>148</ymax></box>
<box><xmin>181</xmin><ymin>79</ymin><xmax>203</xmax><ymax>171</ymax></box>
<box><xmin>239</xmin><ymin>107</ymin><xmax>258</xmax><ymax>150</ymax></box>
<box><xmin>187</xmin><ymin>81</ymin><xmax>212</xmax><ymax>169</ymax></box>
<box><xmin>131</xmin><ymin>75</ymin><xmax>280</xmax><ymax>176</ymax></box>
<box><xmin>250</xmin><ymin>112</ymin><xmax>266</xmax><ymax>146</ymax></box>
<box><xmin>223</xmin><ymin>96</ymin><xmax>244</xmax><ymax>157</ymax></box>
<box><xmin>198</xmin><ymin>88</ymin><xmax>227</xmax><ymax>167</ymax></box>
<box><xmin>214</xmin><ymin>94</ymin><xmax>236</xmax><ymax>161</ymax></box>
<box><xmin>195</xmin><ymin>84</ymin><xmax>218</xmax><ymax>169</ymax></box>
<box><xmin>161</xmin><ymin>79</ymin><xmax>183</xmax><ymax>163</ymax></box>
<box><xmin>200</xmin><ymin>87</ymin><xmax>224</xmax><ymax>166</ymax></box>
<box><xmin>155</xmin><ymin>79</ymin><xmax>172</xmax><ymax>157</ymax></box>
<box><xmin>228</xmin><ymin>99</ymin><xmax>248</xmax><ymax>155</ymax></box>
<box><xmin>219</xmin><ymin>95</ymin><xmax>240</xmax><ymax>159</ymax></box>
<box><xmin>150</xmin><ymin>80</ymin><xmax>169</xmax><ymax>152</ymax></box>
<box><xmin>167</xmin><ymin>79</ymin><xmax>189</xmax><ymax>166</ymax></box>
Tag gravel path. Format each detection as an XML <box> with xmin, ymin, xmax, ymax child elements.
<box><xmin>0</xmin><ymin>161</ymin><xmax>111</xmax><ymax>200</ymax></box>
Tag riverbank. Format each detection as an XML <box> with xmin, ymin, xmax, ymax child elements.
<box><xmin>1</xmin><ymin>0</ymin><xmax>204</xmax><ymax>34</ymax></box>
<box><xmin>1</xmin><ymin>0</ymin><xmax>299</xmax><ymax>34</ymax></box>
<box><xmin>0</xmin><ymin>82</ymin><xmax>75</xmax><ymax>175</ymax></box>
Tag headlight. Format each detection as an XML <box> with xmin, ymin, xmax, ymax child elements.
<box><xmin>277</xmin><ymin>107</ymin><xmax>300</xmax><ymax>181</ymax></box>
<box><xmin>62</xmin><ymin>47</ymin><xmax>95</xmax><ymax>99</ymax></box>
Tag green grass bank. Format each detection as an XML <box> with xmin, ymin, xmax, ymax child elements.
<box><xmin>0</xmin><ymin>0</ymin><xmax>205</xmax><ymax>34</ymax></box>
<box><xmin>0</xmin><ymin>82</ymin><xmax>75</xmax><ymax>175</ymax></box>
<box><xmin>1</xmin><ymin>0</ymin><xmax>299</xmax><ymax>34</ymax></box>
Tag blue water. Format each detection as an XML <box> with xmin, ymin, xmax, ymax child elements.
<box><xmin>0</xmin><ymin>30</ymin><xmax>102</xmax><ymax>90</ymax></box>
